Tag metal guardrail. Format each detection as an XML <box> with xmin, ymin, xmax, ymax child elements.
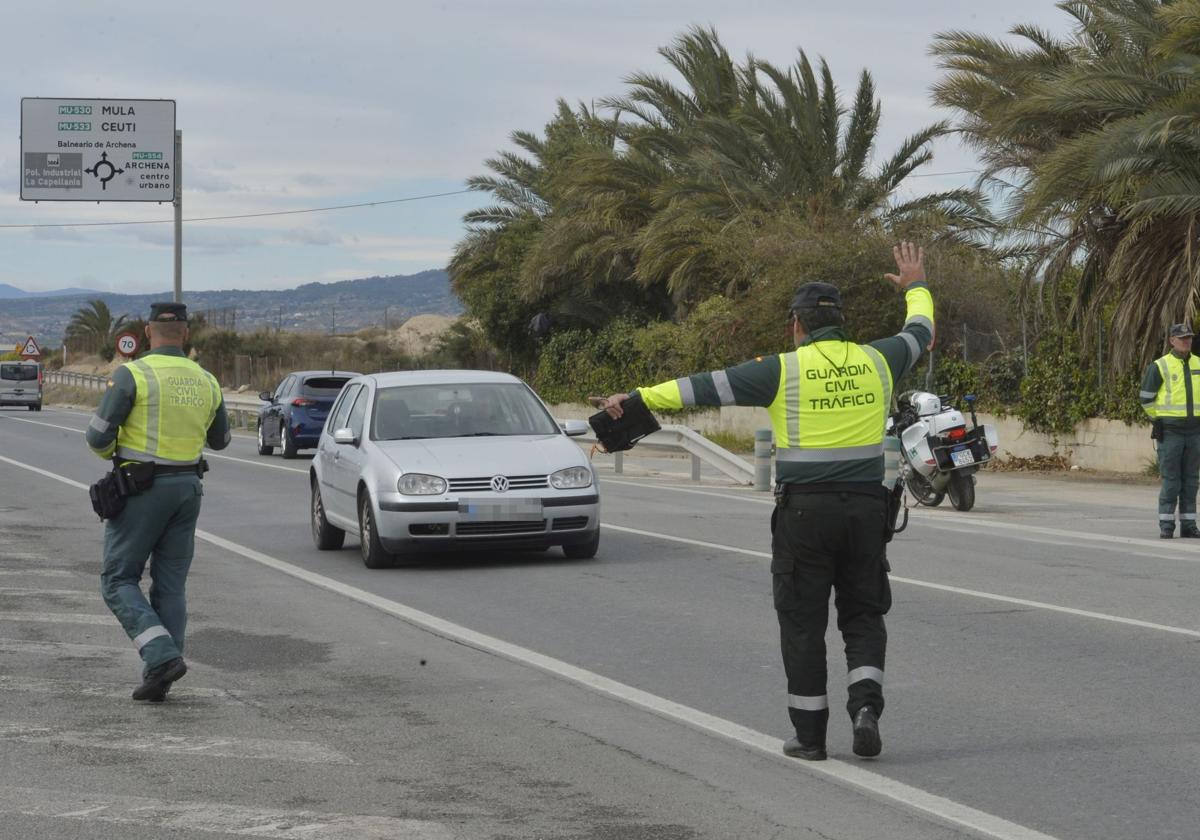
<box><xmin>223</xmin><ymin>393</ymin><xmax>266</xmax><ymax>430</ymax></box>
<box><xmin>572</xmin><ymin>424</ymin><xmax>756</xmax><ymax>485</ymax></box>
<box><xmin>221</xmin><ymin>393</ymin><xmax>759</xmax><ymax>485</ymax></box>
<box><xmin>44</xmin><ymin>370</ymin><xmax>109</xmax><ymax>391</ymax></box>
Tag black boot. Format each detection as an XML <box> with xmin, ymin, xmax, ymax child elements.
<box><xmin>132</xmin><ymin>657</ymin><xmax>187</xmax><ymax>702</ymax></box>
<box><xmin>782</xmin><ymin>736</ymin><xmax>827</xmax><ymax>761</ymax></box>
<box><xmin>1161</xmin><ymin>526</ymin><xmax>1175</xmax><ymax>539</ymax></box>
<box><xmin>852</xmin><ymin>707</ymin><xmax>882</xmax><ymax>758</ymax></box>
<box><xmin>1181</xmin><ymin>524</ymin><xmax>1200</xmax><ymax>538</ymax></box>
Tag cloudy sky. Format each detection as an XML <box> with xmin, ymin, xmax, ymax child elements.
<box><xmin>0</xmin><ymin>1</ymin><xmax>1071</xmax><ymax>295</ymax></box>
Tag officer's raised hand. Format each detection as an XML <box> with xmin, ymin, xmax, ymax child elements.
<box><xmin>885</xmin><ymin>241</ymin><xmax>925</xmax><ymax>290</ymax></box>
<box><xmin>590</xmin><ymin>393</ymin><xmax>630</xmax><ymax>420</ymax></box>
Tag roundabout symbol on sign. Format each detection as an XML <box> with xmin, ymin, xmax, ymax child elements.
<box><xmin>115</xmin><ymin>332</ymin><xmax>140</xmax><ymax>358</ymax></box>
<box><xmin>85</xmin><ymin>151</ymin><xmax>125</xmax><ymax>191</ymax></box>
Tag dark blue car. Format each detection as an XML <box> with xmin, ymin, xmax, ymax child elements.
<box><xmin>257</xmin><ymin>370</ymin><xmax>360</xmax><ymax>458</ymax></box>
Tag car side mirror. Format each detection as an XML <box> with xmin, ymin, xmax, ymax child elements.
<box><xmin>560</xmin><ymin>419</ymin><xmax>589</xmax><ymax>437</ymax></box>
<box><xmin>332</xmin><ymin>428</ymin><xmax>358</xmax><ymax>446</ymax></box>
<box><xmin>258</xmin><ymin>391</ymin><xmax>272</xmax><ymax>402</ymax></box>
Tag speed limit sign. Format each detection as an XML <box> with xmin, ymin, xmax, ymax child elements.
<box><xmin>115</xmin><ymin>332</ymin><xmax>140</xmax><ymax>358</ymax></box>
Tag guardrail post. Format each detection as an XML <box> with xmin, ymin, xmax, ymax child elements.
<box><xmin>614</xmin><ymin>451</ymin><xmax>623</xmax><ymax>474</ymax></box>
<box><xmin>754</xmin><ymin>429</ymin><xmax>773</xmax><ymax>491</ymax></box>
<box><xmin>691</xmin><ymin>453</ymin><xmax>701</xmax><ymax>482</ymax></box>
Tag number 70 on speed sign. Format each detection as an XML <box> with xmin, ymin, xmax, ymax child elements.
<box><xmin>115</xmin><ymin>332</ymin><xmax>140</xmax><ymax>358</ymax></box>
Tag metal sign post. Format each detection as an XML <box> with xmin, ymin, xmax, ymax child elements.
<box><xmin>174</xmin><ymin>129</ymin><xmax>182</xmax><ymax>303</ymax></box>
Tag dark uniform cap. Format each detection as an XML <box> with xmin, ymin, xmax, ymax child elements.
<box><xmin>790</xmin><ymin>282</ymin><xmax>842</xmax><ymax>312</ymax></box>
<box><xmin>149</xmin><ymin>302</ymin><xmax>188</xmax><ymax>322</ymax></box>
<box><xmin>1169</xmin><ymin>323</ymin><xmax>1194</xmax><ymax>338</ymax></box>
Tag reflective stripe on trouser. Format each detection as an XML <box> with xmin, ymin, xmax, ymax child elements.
<box><xmin>771</xmin><ymin>490</ymin><xmax>890</xmax><ymax>743</ymax></box>
<box><xmin>100</xmin><ymin>474</ymin><xmax>202</xmax><ymax>673</ymax></box>
<box><xmin>1157</xmin><ymin>430</ymin><xmax>1200</xmax><ymax>522</ymax></box>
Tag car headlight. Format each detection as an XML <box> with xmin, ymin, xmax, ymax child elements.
<box><xmin>550</xmin><ymin>466</ymin><xmax>593</xmax><ymax>489</ymax></box>
<box><xmin>397</xmin><ymin>473</ymin><xmax>447</xmax><ymax>495</ymax></box>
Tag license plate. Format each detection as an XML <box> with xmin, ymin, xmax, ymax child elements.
<box><xmin>951</xmin><ymin>449</ymin><xmax>975</xmax><ymax>467</ymax></box>
<box><xmin>458</xmin><ymin>498</ymin><xmax>543</xmax><ymax>521</ymax></box>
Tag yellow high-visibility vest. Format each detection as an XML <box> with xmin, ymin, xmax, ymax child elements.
<box><xmin>1152</xmin><ymin>353</ymin><xmax>1200</xmax><ymax>418</ymax></box>
<box><xmin>769</xmin><ymin>341</ymin><xmax>893</xmax><ymax>464</ymax></box>
<box><xmin>118</xmin><ymin>354</ymin><xmax>221</xmax><ymax>464</ymax></box>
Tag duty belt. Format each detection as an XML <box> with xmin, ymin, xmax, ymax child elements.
<box><xmin>141</xmin><ymin>459</ymin><xmax>208</xmax><ymax>477</ymax></box>
<box><xmin>774</xmin><ymin>481</ymin><xmax>882</xmax><ymax>498</ymax></box>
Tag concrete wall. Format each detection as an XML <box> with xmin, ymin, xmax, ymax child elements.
<box><xmin>550</xmin><ymin>403</ymin><xmax>1155</xmax><ymax>474</ymax></box>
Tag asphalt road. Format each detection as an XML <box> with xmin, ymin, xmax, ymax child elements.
<box><xmin>0</xmin><ymin>405</ymin><xmax>1196</xmax><ymax>840</ymax></box>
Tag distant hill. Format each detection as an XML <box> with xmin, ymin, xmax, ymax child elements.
<box><xmin>0</xmin><ymin>270</ymin><xmax>461</xmax><ymax>344</ymax></box>
<box><xmin>0</xmin><ymin>283</ymin><xmax>103</xmax><ymax>299</ymax></box>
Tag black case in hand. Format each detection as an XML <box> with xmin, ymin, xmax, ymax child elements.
<box><xmin>589</xmin><ymin>395</ymin><xmax>662</xmax><ymax>453</ymax></box>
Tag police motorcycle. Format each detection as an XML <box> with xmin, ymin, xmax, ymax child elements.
<box><xmin>886</xmin><ymin>391</ymin><xmax>999</xmax><ymax>512</ymax></box>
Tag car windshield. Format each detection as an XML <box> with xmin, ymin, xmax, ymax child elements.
<box><xmin>1</xmin><ymin>364</ymin><xmax>38</xmax><ymax>382</ymax></box>
<box><xmin>372</xmin><ymin>383</ymin><xmax>560</xmax><ymax>440</ymax></box>
<box><xmin>302</xmin><ymin>376</ymin><xmax>352</xmax><ymax>396</ymax></box>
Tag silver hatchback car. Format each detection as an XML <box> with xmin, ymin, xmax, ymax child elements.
<box><xmin>309</xmin><ymin>370</ymin><xmax>600</xmax><ymax>568</ymax></box>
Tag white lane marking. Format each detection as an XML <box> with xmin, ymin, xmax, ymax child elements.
<box><xmin>204</xmin><ymin>449</ymin><xmax>307</xmax><ymax>474</ymax></box>
<box><xmin>0</xmin><ymin>723</ymin><xmax>352</xmax><ymax>764</ymax></box>
<box><xmin>601</xmin><ymin>523</ymin><xmax>1200</xmax><ymax>639</ymax></box>
<box><xmin>0</xmin><ymin>675</ymin><xmax>235</xmax><ymax>702</ymax></box>
<box><xmin>0</xmin><ymin>639</ymin><xmax>133</xmax><ymax>658</ymax></box>
<box><xmin>0</xmin><ymin>415</ymin><xmax>309</xmax><ymax>474</ymax></box>
<box><xmin>0</xmin><ymin>612</ymin><xmax>110</xmax><ymax>626</ymax></box>
<box><xmin>0</xmin><ymin>414</ymin><xmax>82</xmax><ymax>434</ymax></box>
<box><xmin>0</xmin><ymin>569</ymin><xmax>75</xmax><ymax>578</ymax></box>
<box><xmin>0</xmin><ymin>786</ymin><xmax>454</xmax><ymax>839</ymax></box>
<box><xmin>0</xmin><ymin>459</ymin><xmax>1094</xmax><ymax>839</ymax></box>
<box><xmin>602</xmin><ymin>477</ymin><xmax>1200</xmax><ymax>561</ymax></box>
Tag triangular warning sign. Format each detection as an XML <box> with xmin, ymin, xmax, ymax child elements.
<box><xmin>20</xmin><ymin>336</ymin><xmax>41</xmax><ymax>357</ymax></box>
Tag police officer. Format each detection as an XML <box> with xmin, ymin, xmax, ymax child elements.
<box><xmin>598</xmin><ymin>242</ymin><xmax>933</xmax><ymax>760</ymax></box>
<box><xmin>85</xmin><ymin>302</ymin><xmax>230</xmax><ymax>701</ymax></box>
<box><xmin>1140</xmin><ymin>323</ymin><xmax>1200</xmax><ymax>539</ymax></box>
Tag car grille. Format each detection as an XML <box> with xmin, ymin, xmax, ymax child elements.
<box><xmin>455</xmin><ymin>520</ymin><xmax>547</xmax><ymax>536</ymax></box>
<box><xmin>551</xmin><ymin>516</ymin><xmax>590</xmax><ymax>531</ymax></box>
<box><xmin>448</xmin><ymin>475</ymin><xmax>549</xmax><ymax>492</ymax></box>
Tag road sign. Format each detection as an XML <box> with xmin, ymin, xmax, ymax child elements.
<box><xmin>20</xmin><ymin>336</ymin><xmax>41</xmax><ymax>359</ymax></box>
<box><xmin>20</xmin><ymin>98</ymin><xmax>176</xmax><ymax>202</ymax></box>
<box><xmin>115</xmin><ymin>332</ymin><xmax>140</xmax><ymax>358</ymax></box>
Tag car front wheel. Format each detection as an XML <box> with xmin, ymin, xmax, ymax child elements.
<box><xmin>311</xmin><ymin>480</ymin><xmax>345</xmax><ymax>550</ymax></box>
<box><xmin>359</xmin><ymin>492</ymin><xmax>395</xmax><ymax>569</ymax></box>
<box><xmin>562</xmin><ymin>529</ymin><xmax>600</xmax><ymax>560</ymax></box>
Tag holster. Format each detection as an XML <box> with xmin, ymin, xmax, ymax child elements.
<box><xmin>88</xmin><ymin>458</ymin><xmax>155</xmax><ymax>521</ymax></box>
<box><xmin>883</xmin><ymin>481</ymin><xmax>908</xmax><ymax>544</ymax></box>
<box><xmin>1151</xmin><ymin>419</ymin><xmax>1164</xmax><ymax>442</ymax></box>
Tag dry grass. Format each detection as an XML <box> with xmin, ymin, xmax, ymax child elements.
<box><xmin>44</xmin><ymin>385</ymin><xmax>104</xmax><ymax>409</ymax></box>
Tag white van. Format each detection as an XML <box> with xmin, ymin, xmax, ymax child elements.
<box><xmin>0</xmin><ymin>360</ymin><xmax>43</xmax><ymax>411</ymax></box>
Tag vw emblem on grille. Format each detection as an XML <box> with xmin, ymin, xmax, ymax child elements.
<box><xmin>491</xmin><ymin>475</ymin><xmax>510</xmax><ymax>493</ymax></box>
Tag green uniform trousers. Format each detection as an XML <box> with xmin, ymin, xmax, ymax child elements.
<box><xmin>99</xmin><ymin>474</ymin><xmax>203</xmax><ymax>674</ymax></box>
<box><xmin>771</xmin><ymin>486</ymin><xmax>891</xmax><ymax>746</ymax></box>
<box><xmin>1157</xmin><ymin>429</ymin><xmax>1200</xmax><ymax>528</ymax></box>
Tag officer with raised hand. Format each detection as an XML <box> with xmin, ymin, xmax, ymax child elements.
<box><xmin>85</xmin><ymin>302</ymin><xmax>230</xmax><ymax>701</ymax></box>
<box><xmin>599</xmin><ymin>242</ymin><xmax>934</xmax><ymax>760</ymax></box>
<box><xmin>1140</xmin><ymin>323</ymin><xmax>1200</xmax><ymax>539</ymax></box>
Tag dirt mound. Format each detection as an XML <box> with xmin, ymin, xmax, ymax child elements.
<box><xmin>60</xmin><ymin>355</ymin><xmax>120</xmax><ymax>376</ymax></box>
<box><xmin>385</xmin><ymin>314</ymin><xmax>455</xmax><ymax>356</ymax></box>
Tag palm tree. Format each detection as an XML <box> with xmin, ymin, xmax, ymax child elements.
<box><xmin>65</xmin><ymin>299</ymin><xmax>128</xmax><ymax>360</ymax></box>
<box><xmin>932</xmin><ymin>0</ymin><xmax>1200</xmax><ymax>370</ymax></box>
<box><xmin>528</xmin><ymin>26</ymin><xmax>982</xmax><ymax>311</ymax></box>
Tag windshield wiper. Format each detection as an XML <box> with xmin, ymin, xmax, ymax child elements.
<box><xmin>389</xmin><ymin>435</ymin><xmax>428</xmax><ymax>440</ymax></box>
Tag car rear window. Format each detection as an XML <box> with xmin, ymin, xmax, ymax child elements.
<box><xmin>0</xmin><ymin>364</ymin><xmax>38</xmax><ymax>382</ymax></box>
<box><xmin>302</xmin><ymin>376</ymin><xmax>351</xmax><ymax>395</ymax></box>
